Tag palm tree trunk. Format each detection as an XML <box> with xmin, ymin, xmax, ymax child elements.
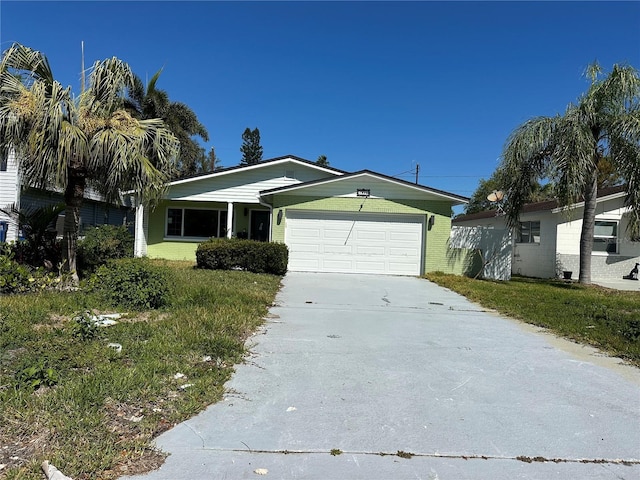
<box><xmin>62</xmin><ymin>165</ymin><xmax>86</xmax><ymax>283</ymax></box>
<box><xmin>578</xmin><ymin>172</ymin><xmax>598</xmax><ymax>284</ymax></box>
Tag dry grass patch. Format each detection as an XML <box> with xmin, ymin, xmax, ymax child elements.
<box><xmin>0</xmin><ymin>261</ymin><xmax>282</xmax><ymax>479</ymax></box>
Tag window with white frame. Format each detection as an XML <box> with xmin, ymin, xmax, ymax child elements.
<box><xmin>517</xmin><ymin>221</ymin><xmax>540</xmax><ymax>243</ymax></box>
<box><xmin>166</xmin><ymin>208</ymin><xmax>228</xmax><ymax>238</ymax></box>
<box><xmin>593</xmin><ymin>220</ymin><xmax>618</xmax><ymax>253</ymax></box>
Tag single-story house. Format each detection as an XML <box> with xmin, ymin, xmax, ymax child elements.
<box><xmin>453</xmin><ymin>185</ymin><xmax>640</xmax><ymax>280</ymax></box>
<box><xmin>0</xmin><ymin>149</ymin><xmax>134</xmax><ymax>243</ymax></box>
<box><xmin>134</xmin><ymin>155</ymin><xmax>469</xmax><ymax>276</ymax></box>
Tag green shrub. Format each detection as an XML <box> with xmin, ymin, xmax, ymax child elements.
<box><xmin>78</xmin><ymin>224</ymin><xmax>134</xmax><ymax>275</ymax></box>
<box><xmin>0</xmin><ymin>251</ymin><xmax>71</xmax><ymax>294</ymax></box>
<box><xmin>16</xmin><ymin>360</ymin><xmax>59</xmax><ymax>391</ymax></box>
<box><xmin>196</xmin><ymin>239</ymin><xmax>288</xmax><ymax>275</ymax></box>
<box><xmin>9</xmin><ymin>237</ymin><xmax>62</xmax><ymax>270</ymax></box>
<box><xmin>89</xmin><ymin>258</ymin><xmax>170</xmax><ymax>309</ymax></box>
<box><xmin>71</xmin><ymin>311</ymin><xmax>102</xmax><ymax>341</ymax></box>
<box><xmin>0</xmin><ymin>252</ymin><xmax>33</xmax><ymax>293</ymax></box>
<box><xmin>0</xmin><ymin>203</ymin><xmax>64</xmax><ymax>270</ymax></box>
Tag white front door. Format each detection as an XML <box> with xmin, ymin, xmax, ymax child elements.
<box><xmin>285</xmin><ymin>210</ymin><xmax>424</xmax><ymax>275</ymax></box>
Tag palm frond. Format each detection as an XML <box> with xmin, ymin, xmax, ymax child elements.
<box><xmin>85</xmin><ymin>57</ymin><xmax>134</xmax><ymax>113</ymax></box>
<box><xmin>500</xmin><ymin>115</ymin><xmax>557</xmax><ymax>226</ymax></box>
<box><xmin>86</xmin><ymin>113</ymin><xmax>178</xmax><ymax>203</ymax></box>
<box><xmin>0</xmin><ymin>43</ymin><xmax>54</xmax><ymax>85</ymax></box>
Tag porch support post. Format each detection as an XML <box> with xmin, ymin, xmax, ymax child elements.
<box><xmin>134</xmin><ymin>199</ymin><xmax>147</xmax><ymax>257</ymax></box>
<box><xmin>227</xmin><ymin>202</ymin><xmax>233</xmax><ymax>239</ymax></box>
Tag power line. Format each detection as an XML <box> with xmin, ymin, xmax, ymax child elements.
<box><xmin>389</xmin><ymin>168</ymin><xmax>417</xmax><ymax>178</ymax></box>
<box><xmin>395</xmin><ymin>174</ymin><xmax>488</xmax><ymax>178</ymax></box>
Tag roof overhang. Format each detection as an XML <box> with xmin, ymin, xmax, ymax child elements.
<box><xmin>260</xmin><ymin>170</ymin><xmax>468</xmax><ymax>205</ymax></box>
<box><xmin>550</xmin><ymin>189</ymin><xmax>627</xmax><ymax>214</ymax></box>
<box><xmin>167</xmin><ymin>155</ymin><xmax>344</xmax><ymax>187</ymax></box>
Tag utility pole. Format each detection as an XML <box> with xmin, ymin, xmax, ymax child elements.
<box><xmin>415</xmin><ymin>163</ymin><xmax>420</xmax><ymax>184</ymax></box>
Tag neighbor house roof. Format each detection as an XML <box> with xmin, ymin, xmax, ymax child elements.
<box><xmin>260</xmin><ymin>169</ymin><xmax>469</xmax><ymax>204</ymax></box>
<box><xmin>453</xmin><ymin>185</ymin><xmax>627</xmax><ymax>223</ymax></box>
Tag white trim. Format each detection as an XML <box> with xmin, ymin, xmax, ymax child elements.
<box><xmin>163</xmin><ymin>236</ymin><xmax>212</xmax><ymax>242</ymax></box>
<box><xmin>165</xmin><ymin>206</ymin><xmax>228</xmax><ymax>239</ymax></box>
<box><xmin>167</xmin><ymin>157</ymin><xmax>343</xmax><ymax>187</ymax></box>
<box><xmin>260</xmin><ymin>171</ymin><xmax>467</xmax><ymax>204</ymax></box>
<box><xmin>593</xmin><ymin>219</ymin><xmax>619</xmax><ymax>254</ymax></box>
<box><xmin>226</xmin><ymin>202</ymin><xmax>234</xmax><ymax>239</ymax></box>
<box><xmin>134</xmin><ymin>202</ymin><xmax>147</xmax><ymax>257</ymax></box>
<box><xmin>551</xmin><ymin>191</ymin><xmax>627</xmax><ymax>214</ymax></box>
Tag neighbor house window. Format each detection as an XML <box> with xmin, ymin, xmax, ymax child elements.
<box><xmin>593</xmin><ymin>220</ymin><xmax>618</xmax><ymax>253</ymax></box>
<box><xmin>0</xmin><ymin>151</ymin><xmax>7</xmax><ymax>171</ymax></box>
<box><xmin>166</xmin><ymin>208</ymin><xmax>228</xmax><ymax>238</ymax></box>
<box><xmin>517</xmin><ymin>221</ymin><xmax>540</xmax><ymax>243</ymax></box>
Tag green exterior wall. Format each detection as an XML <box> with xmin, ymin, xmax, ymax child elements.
<box><xmin>147</xmin><ymin>196</ymin><xmax>468</xmax><ymax>275</ymax></box>
<box><xmin>270</xmin><ymin>194</ymin><xmax>461</xmax><ymax>275</ymax></box>
<box><xmin>146</xmin><ymin>200</ymin><xmax>269</xmax><ymax>261</ymax></box>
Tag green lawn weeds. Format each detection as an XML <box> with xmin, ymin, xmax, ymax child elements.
<box><xmin>0</xmin><ymin>261</ymin><xmax>281</xmax><ymax>479</ymax></box>
<box><xmin>425</xmin><ymin>272</ymin><xmax>640</xmax><ymax>366</ymax></box>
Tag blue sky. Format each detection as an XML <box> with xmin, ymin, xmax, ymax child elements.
<box><xmin>1</xmin><ymin>1</ymin><xmax>639</xmax><ymax>206</ymax></box>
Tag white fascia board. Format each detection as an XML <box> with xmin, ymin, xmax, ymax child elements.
<box><xmin>550</xmin><ymin>191</ymin><xmax>627</xmax><ymax>214</ymax></box>
<box><xmin>167</xmin><ymin>157</ymin><xmax>343</xmax><ymax>187</ymax></box>
<box><xmin>261</xmin><ymin>171</ymin><xmax>468</xmax><ymax>204</ymax></box>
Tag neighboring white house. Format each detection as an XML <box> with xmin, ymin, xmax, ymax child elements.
<box><xmin>0</xmin><ymin>149</ymin><xmax>134</xmax><ymax>243</ymax></box>
<box><xmin>453</xmin><ymin>186</ymin><xmax>640</xmax><ymax>281</ymax></box>
<box><xmin>0</xmin><ymin>149</ymin><xmax>20</xmax><ymax>242</ymax></box>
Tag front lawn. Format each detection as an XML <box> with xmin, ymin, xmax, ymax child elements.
<box><xmin>425</xmin><ymin>273</ymin><xmax>640</xmax><ymax>366</ymax></box>
<box><xmin>0</xmin><ymin>261</ymin><xmax>281</xmax><ymax>479</ymax></box>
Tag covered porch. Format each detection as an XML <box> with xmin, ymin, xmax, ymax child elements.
<box><xmin>135</xmin><ymin>200</ymin><xmax>272</xmax><ymax>259</ymax></box>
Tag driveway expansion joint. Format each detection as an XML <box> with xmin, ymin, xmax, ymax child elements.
<box><xmin>195</xmin><ymin>448</ymin><xmax>640</xmax><ymax>466</ymax></box>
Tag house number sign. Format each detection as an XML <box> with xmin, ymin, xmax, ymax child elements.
<box><xmin>356</xmin><ymin>189</ymin><xmax>370</xmax><ymax>197</ymax></box>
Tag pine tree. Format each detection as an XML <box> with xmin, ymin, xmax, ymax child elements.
<box><xmin>316</xmin><ymin>155</ymin><xmax>329</xmax><ymax>167</ymax></box>
<box><xmin>240</xmin><ymin>128</ymin><xmax>263</xmax><ymax>165</ymax></box>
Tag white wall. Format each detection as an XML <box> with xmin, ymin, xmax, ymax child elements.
<box><xmin>512</xmin><ymin>210</ymin><xmax>557</xmax><ymax>278</ymax></box>
<box><xmin>0</xmin><ymin>149</ymin><xmax>20</xmax><ymax>242</ymax></box>
<box><xmin>556</xmin><ymin>197</ymin><xmax>640</xmax><ymax>257</ymax></box>
<box><xmin>555</xmin><ymin>196</ymin><xmax>640</xmax><ymax>279</ymax></box>
<box><xmin>167</xmin><ymin>161</ymin><xmax>338</xmax><ymax>203</ymax></box>
<box><xmin>450</xmin><ymin>225</ymin><xmax>512</xmax><ymax>280</ymax></box>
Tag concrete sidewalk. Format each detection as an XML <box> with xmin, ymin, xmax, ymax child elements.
<box><xmin>593</xmin><ymin>278</ymin><xmax>640</xmax><ymax>291</ymax></box>
<box><xmin>122</xmin><ymin>272</ymin><xmax>640</xmax><ymax>480</ymax></box>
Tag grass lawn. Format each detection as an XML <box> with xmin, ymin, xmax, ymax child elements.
<box><xmin>0</xmin><ymin>261</ymin><xmax>282</xmax><ymax>480</ymax></box>
<box><xmin>425</xmin><ymin>272</ymin><xmax>640</xmax><ymax>366</ymax></box>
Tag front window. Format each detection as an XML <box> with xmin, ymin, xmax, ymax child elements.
<box><xmin>517</xmin><ymin>221</ymin><xmax>540</xmax><ymax>243</ymax></box>
<box><xmin>593</xmin><ymin>220</ymin><xmax>618</xmax><ymax>253</ymax></box>
<box><xmin>166</xmin><ymin>208</ymin><xmax>227</xmax><ymax>238</ymax></box>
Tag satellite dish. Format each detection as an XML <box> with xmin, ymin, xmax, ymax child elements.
<box><xmin>487</xmin><ymin>190</ymin><xmax>504</xmax><ymax>202</ymax></box>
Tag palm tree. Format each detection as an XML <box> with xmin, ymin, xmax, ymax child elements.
<box><xmin>128</xmin><ymin>70</ymin><xmax>208</xmax><ymax>178</ymax></box>
<box><xmin>500</xmin><ymin>63</ymin><xmax>640</xmax><ymax>284</ymax></box>
<box><xmin>0</xmin><ymin>43</ymin><xmax>179</xmax><ymax>281</ymax></box>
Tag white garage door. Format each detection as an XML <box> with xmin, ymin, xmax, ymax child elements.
<box><xmin>285</xmin><ymin>210</ymin><xmax>424</xmax><ymax>275</ymax></box>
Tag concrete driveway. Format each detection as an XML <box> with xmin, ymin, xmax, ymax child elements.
<box><xmin>123</xmin><ymin>272</ymin><xmax>640</xmax><ymax>480</ymax></box>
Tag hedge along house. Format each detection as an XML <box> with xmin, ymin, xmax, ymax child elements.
<box><xmin>134</xmin><ymin>155</ymin><xmax>469</xmax><ymax>276</ymax></box>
